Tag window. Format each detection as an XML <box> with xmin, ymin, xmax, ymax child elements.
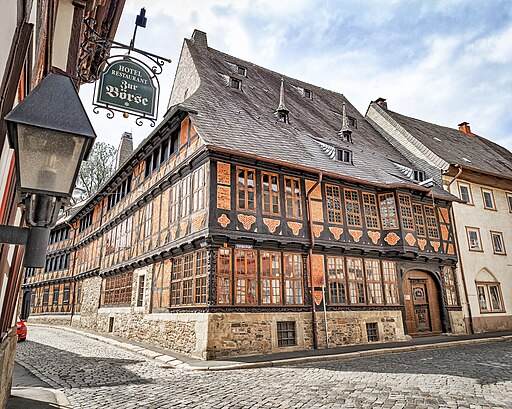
<box><xmin>344</xmin><ymin>189</ymin><xmax>362</xmax><ymax>227</ymax></box>
<box><xmin>379</xmin><ymin>193</ymin><xmax>398</xmax><ymax>229</ymax></box>
<box><xmin>347</xmin><ymin>116</ymin><xmax>357</xmax><ymax>128</ymax></box>
<box><xmin>284</xmin><ymin>253</ymin><xmax>303</xmax><ymax>304</ymax></box>
<box><xmin>466</xmin><ymin>227</ymin><xmax>482</xmax><ymax>251</ymax></box>
<box><xmin>412</xmin><ymin>204</ymin><xmax>426</xmax><ymax>237</ymax></box>
<box><xmin>325</xmin><ymin>184</ymin><xmax>342</xmax><ymax>224</ymax></box>
<box><xmin>52</xmin><ymin>287</ymin><xmax>59</xmax><ymax>305</ymax></box>
<box><xmin>303</xmin><ymin>89</ymin><xmax>312</xmax><ymax>99</ymax></box>
<box><xmin>458</xmin><ymin>182</ymin><xmax>473</xmax><ymax>204</ymax></box>
<box><xmin>424</xmin><ymin>206</ymin><xmax>439</xmax><ymax>239</ymax></box>
<box><xmin>337</xmin><ymin>149</ymin><xmax>352</xmax><ymax>163</ymax></box>
<box><xmin>277</xmin><ymin>321</ymin><xmax>296</xmax><ymax>347</ymax></box>
<box><xmin>491</xmin><ymin>231</ymin><xmax>506</xmax><ymax>255</ymax></box>
<box><xmin>192</xmin><ymin>166</ymin><xmax>206</xmax><ymax>212</ymax></box>
<box><xmin>441</xmin><ymin>266</ymin><xmax>458</xmax><ymax>306</ymax></box>
<box><xmin>362</xmin><ymin>192</ymin><xmax>380</xmax><ymax>229</ymax></box>
<box><xmin>170</xmin><ymin>183</ymin><xmax>179</xmax><ymax>224</ymax></box>
<box><xmin>382</xmin><ymin>261</ymin><xmax>399</xmax><ymax>304</ymax></box>
<box><xmin>195</xmin><ymin>250</ymin><xmax>208</xmax><ymax>304</ymax></box>
<box><xmin>63</xmin><ymin>285</ymin><xmax>70</xmax><ymax>305</ymax></box>
<box><xmin>398</xmin><ymin>194</ymin><xmax>415</xmax><ymax>230</ymax></box>
<box><xmin>262</xmin><ymin>172</ymin><xmax>280</xmax><ymax>215</ymax></box>
<box><xmin>261</xmin><ymin>252</ymin><xmax>281</xmax><ymax>304</ymax></box>
<box><xmin>43</xmin><ymin>288</ymin><xmax>49</xmax><ymax>306</ymax></box>
<box><xmin>136</xmin><ymin>275</ymin><xmax>145</xmax><ymax>307</ymax></box>
<box><xmin>237</xmin><ymin>66</ymin><xmax>247</xmax><ymax>76</ymax></box>
<box><xmin>103</xmin><ymin>272</ymin><xmax>133</xmax><ymax>306</ymax></box>
<box><xmin>237</xmin><ymin>167</ymin><xmax>256</xmax><ymax>211</ymax></box>
<box><xmin>327</xmin><ymin>256</ymin><xmax>346</xmax><ymax>304</ymax></box>
<box><xmin>285</xmin><ymin>177</ymin><xmax>302</xmax><ymax>219</ymax></box>
<box><xmin>413</xmin><ymin>170</ymin><xmax>425</xmax><ymax>182</ymax></box>
<box><xmin>347</xmin><ymin>258</ymin><xmax>364</xmax><ymax>304</ymax></box>
<box><xmin>481</xmin><ymin>188</ymin><xmax>496</xmax><ymax>210</ymax></box>
<box><xmin>171</xmin><ymin>257</ymin><xmax>182</xmax><ymax>306</ymax></box>
<box><xmin>365</xmin><ymin>260</ymin><xmax>382</xmax><ymax>304</ymax></box>
<box><xmin>507</xmin><ymin>193</ymin><xmax>512</xmax><ymax>212</ymax></box>
<box><xmin>235</xmin><ymin>249</ymin><xmax>257</xmax><ymax>304</ymax></box>
<box><xmin>476</xmin><ymin>283</ymin><xmax>504</xmax><ymax>313</ymax></box>
<box><xmin>366</xmin><ymin>323</ymin><xmax>379</xmax><ymax>342</ymax></box>
<box><xmin>217</xmin><ymin>248</ymin><xmax>231</xmax><ymax>304</ymax></box>
<box><xmin>181</xmin><ymin>175</ymin><xmax>191</xmax><ymax>217</ymax></box>
<box><xmin>230</xmin><ymin>77</ymin><xmax>241</xmax><ymax>90</ymax></box>
<box><xmin>182</xmin><ymin>254</ymin><xmax>194</xmax><ymax>305</ymax></box>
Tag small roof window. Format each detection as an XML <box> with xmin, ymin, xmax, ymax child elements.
<box><xmin>413</xmin><ymin>170</ymin><xmax>426</xmax><ymax>182</ymax></box>
<box><xmin>230</xmin><ymin>77</ymin><xmax>242</xmax><ymax>90</ymax></box>
<box><xmin>237</xmin><ymin>66</ymin><xmax>247</xmax><ymax>76</ymax></box>
<box><xmin>304</xmin><ymin>89</ymin><xmax>312</xmax><ymax>99</ymax></box>
<box><xmin>337</xmin><ymin>148</ymin><xmax>352</xmax><ymax>164</ymax></box>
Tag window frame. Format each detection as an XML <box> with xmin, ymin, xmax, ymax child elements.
<box><xmin>362</xmin><ymin>192</ymin><xmax>380</xmax><ymax>230</ymax></box>
<box><xmin>490</xmin><ymin>231</ymin><xmax>506</xmax><ymax>255</ymax></box>
<box><xmin>378</xmin><ymin>193</ymin><xmax>398</xmax><ymax>230</ymax></box>
<box><xmin>424</xmin><ymin>205</ymin><xmax>440</xmax><ymax>239</ymax></box>
<box><xmin>325</xmin><ymin>184</ymin><xmax>343</xmax><ymax>225</ymax></box>
<box><xmin>260</xmin><ymin>251</ymin><xmax>282</xmax><ymax>305</ymax></box>
<box><xmin>457</xmin><ymin>181</ymin><xmax>473</xmax><ymax>205</ymax></box>
<box><xmin>136</xmin><ymin>273</ymin><xmax>146</xmax><ymax>308</ymax></box>
<box><xmin>337</xmin><ymin>149</ymin><xmax>352</xmax><ymax>163</ymax></box>
<box><xmin>476</xmin><ymin>282</ymin><xmax>505</xmax><ymax>313</ymax></box>
<box><xmin>441</xmin><ymin>266</ymin><xmax>458</xmax><ymax>307</ymax></box>
<box><xmin>481</xmin><ymin>188</ymin><xmax>496</xmax><ymax>210</ymax></box>
<box><xmin>466</xmin><ymin>226</ymin><xmax>483</xmax><ymax>252</ymax></box>
<box><xmin>412</xmin><ymin>203</ymin><xmax>426</xmax><ymax>237</ymax></box>
<box><xmin>237</xmin><ymin>66</ymin><xmax>247</xmax><ymax>76</ymax></box>
<box><xmin>234</xmin><ymin>249</ymin><xmax>258</xmax><ymax>305</ymax></box>
<box><xmin>346</xmin><ymin>257</ymin><xmax>365</xmax><ymax>304</ymax></box>
<box><xmin>284</xmin><ymin>176</ymin><xmax>302</xmax><ymax>219</ymax></box>
<box><xmin>192</xmin><ymin>166</ymin><xmax>206</xmax><ymax>213</ymax></box>
<box><xmin>326</xmin><ymin>256</ymin><xmax>346</xmax><ymax>305</ymax></box>
<box><xmin>230</xmin><ymin>77</ymin><xmax>242</xmax><ymax>90</ymax></box>
<box><xmin>506</xmin><ymin>192</ymin><xmax>512</xmax><ymax>213</ymax></box>
<box><xmin>382</xmin><ymin>260</ymin><xmax>399</xmax><ymax>305</ymax></box>
<box><xmin>364</xmin><ymin>259</ymin><xmax>383</xmax><ymax>305</ymax></box>
<box><xmin>261</xmin><ymin>172</ymin><xmax>280</xmax><ymax>216</ymax></box>
<box><xmin>398</xmin><ymin>193</ymin><xmax>415</xmax><ymax>231</ymax></box>
<box><xmin>283</xmin><ymin>253</ymin><xmax>304</xmax><ymax>305</ymax></box>
<box><xmin>181</xmin><ymin>174</ymin><xmax>191</xmax><ymax>218</ymax></box>
<box><xmin>236</xmin><ymin>167</ymin><xmax>256</xmax><ymax>212</ymax></box>
<box><xmin>344</xmin><ymin>188</ymin><xmax>362</xmax><ymax>227</ymax></box>
<box><xmin>217</xmin><ymin>247</ymin><xmax>232</xmax><ymax>305</ymax></box>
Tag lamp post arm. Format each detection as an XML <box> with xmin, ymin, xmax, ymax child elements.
<box><xmin>0</xmin><ymin>224</ymin><xmax>50</xmax><ymax>268</ymax></box>
<box><xmin>0</xmin><ymin>224</ymin><xmax>29</xmax><ymax>245</ymax></box>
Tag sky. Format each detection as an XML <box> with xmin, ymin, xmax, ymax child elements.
<box><xmin>79</xmin><ymin>0</ymin><xmax>512</xmax><ymax>153</ymax></box>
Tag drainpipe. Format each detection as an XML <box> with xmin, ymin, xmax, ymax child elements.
<box><xmin>306</xmin><ymin>172</ymin><xmax>322</xmax><ymax>349</ymax></box>
<box><xmin>445</xmin><ymin>165</ymin><xmax>474</xmax><ymax>334</ymax></box>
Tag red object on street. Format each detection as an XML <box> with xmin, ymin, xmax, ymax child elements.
<box><xmin>16</xmin><ymin>317</ymin><xmax>27</xmax><ymax>341</ymax></box>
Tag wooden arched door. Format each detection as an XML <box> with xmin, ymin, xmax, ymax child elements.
<box><xmin>403</xmin><ymin>270</ymin><xmax>443</xmax><ymax>336</ymax></box>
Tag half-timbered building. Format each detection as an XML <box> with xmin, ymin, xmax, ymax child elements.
<box><xmin>23</xmin><ymin>30</ymin><xmax>465</xmax><ymax>359</ymax></box>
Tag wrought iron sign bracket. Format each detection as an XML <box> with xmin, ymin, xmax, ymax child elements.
<box><xmin>78</xmin><ymin>8</ymin><xmax>171</xmax><ymax>127</ymax></box>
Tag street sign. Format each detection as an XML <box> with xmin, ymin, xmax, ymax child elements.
<box><xmin>96</xmin><ymin>59</ymin><xmax>157</xmax><ymax>118</ymax></box>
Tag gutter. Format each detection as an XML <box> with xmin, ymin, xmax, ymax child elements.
<box><xmin>445</xmin><ymin>165</ymin><xmax>474</xmax><ymax>334</ymax></box>
<box><xmin>306</xmin><ymin>172</ymin><xmax>322</xmax><ymax>349</ymax></box>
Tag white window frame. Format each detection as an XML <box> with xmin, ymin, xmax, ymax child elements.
<box><xmin>466</xmin><ymin>227</ymin><xmax>483</xmax><ymax>251</ymax></box>
<box><xmin>192</xmin><ymin>166</ymin><xmax>206</xmax><ymax>213</ymax></box>
<box><xmin>181</xmin><ymin>175</ymin><xmax>191</xmax><ymax>218</ymax></box>
<box><xmin>476</xmin><ymin>282</ymin><xmax>504</xmax><ymax>313</ymax></box>
<box><xmin>490</xmin><ymin>231</ymin><xmax>506</xmax><ymax>255</ymax></box>
<box><xmin>457</xmin><ymin>182</ymin><xmax>473</xmax><ymax>205</ymax></box>
<box><xmin>481</xmin><ymin>188</ymin><xmax>496</xmax><ymax>210</ymax></box>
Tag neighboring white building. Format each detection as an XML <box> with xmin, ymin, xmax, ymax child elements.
<box><xmin>366</xmin><ymin>99</ymin><xmax>512</xmax><ymax>333</ymax></box>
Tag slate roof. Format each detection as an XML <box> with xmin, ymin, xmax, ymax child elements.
<box><xmin>179</xmin><ymin>34</ymin><xmax>455</xmax><ymax>200</ymax></box>
<box><xmin>384</xmin><ymin>109</ymin><xmax>512</xmax><ymax>179</ymax></box>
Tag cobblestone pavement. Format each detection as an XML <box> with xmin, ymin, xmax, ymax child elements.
<box><xmin>15</xmin><ymin>326</ymin><xmax>512</xmax><ymax>409</ymax></box>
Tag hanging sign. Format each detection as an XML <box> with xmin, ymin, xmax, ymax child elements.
<box><xmin>96</xmin><ymin>59</ymin><xmax>157</xmax><ymax>118</ymax></box>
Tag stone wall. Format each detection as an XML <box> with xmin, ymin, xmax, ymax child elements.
<box><xmin>473</xmin><ymin>315</ymin><xmax>512</xmax><ymax>333</ymax></box>
<box><xmin>448</xmin><ymin>310</ymin><xmax>467</xmax><ymax>334</ymax></box>
<box><xmin>77</xmin><ymin>276</ymin><xmax>102</xmax><ymax>330</ymax></box>
<box><xmin>0</xmin><ymin>328</ymin><xmax>17</xmax><ymax>408</ymax></box>
<box><xmin>27</xmin><ymin>314</ymin><xmax>72</xmax><ymax>326</ymax></box>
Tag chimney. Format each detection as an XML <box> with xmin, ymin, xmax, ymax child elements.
<box><xmin>191</xmin><ymin>29</ymin><xmax>208</xmax><ymax>49</ymax></box>
<box><xmin>375</xmin><ymin>97</ymin><xmax>388</xmax><ymax>110</ymax></box>
<box><xmin>116</xmin><ymin>132</ymin><xmax>133</xmax><ymax>168</ymax></box>
<box><xmin>458</xmin><ymin>122</ymin><xmax>473</xmax><ymax>136</ymax></box>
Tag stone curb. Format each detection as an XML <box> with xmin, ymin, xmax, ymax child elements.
<box><xmin>30</xmin><ymin>324</ymin><xmax>511</xmax><ymax>372</ymax></box>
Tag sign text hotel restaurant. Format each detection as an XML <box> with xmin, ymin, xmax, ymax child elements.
<box><xmin>96</xmin><ymin>59</ymin><xmax>157</xmax><ymax>119</ymax></box>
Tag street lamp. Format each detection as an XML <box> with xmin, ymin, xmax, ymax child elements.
<box><xmin>1</xmin><ymin>73</ymin><xmax>96</xmax><ymax>267</ymax></box>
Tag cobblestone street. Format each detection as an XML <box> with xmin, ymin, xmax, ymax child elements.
<box><xmin>14</xmin><ymin>326</ymin><xmax>512</xmax><ymax>409</ymax></box>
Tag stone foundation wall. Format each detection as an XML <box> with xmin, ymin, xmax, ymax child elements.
<box><xmin>448</xmin><ymin>310</ymin><xmax>467</xmax><ymax>334</ymax></box>
<box><xmin>27</xmin><ymin>314</ymin><xmax>72</xmax><ymax>326</ymax></box>
<box><xmin>473</xmin><ymin>315</ymin><xmax>512</xmax><ymax>333</ymax></box>
<box><xmin>0</xmin><ymin>328</ymin><xmax>18</xmax><ymax>409</ymax></box>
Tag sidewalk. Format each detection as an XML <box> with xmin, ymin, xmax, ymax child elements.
<box><xmin>8</xmin><ymin>362</ymin><xmax>71</xmax><ymax>409</ymax></box>
<box><xmin>32</xmin><ymin>324</ymin><xmax>512</xmax><ymax>371</ymax></box>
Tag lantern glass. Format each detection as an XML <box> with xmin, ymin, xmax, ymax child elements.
<box><xmin>16</xmin><ymin>124</ymin><xmax>86</xmax><ymax>196</ymax></box>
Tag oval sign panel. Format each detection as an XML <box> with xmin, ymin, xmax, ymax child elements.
<box><xmin>96</xmin><ymin>59</ymin><xmax>157</xmax><ymax>118</ymax></box>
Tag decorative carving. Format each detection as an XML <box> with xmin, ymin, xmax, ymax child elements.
<box><xmin>287</xmin><ymin>221</ymin><xmax>303</xmax><ymax>236</ymax></box>
<box><xmin>218</xmin><ymin>214</ymin><xmax>230</xmax><ymax>228</ymax></box>
<box><xmin>238</xmin><ymin>214</ymin><xmax>256</xmax><ymax>230</ymax></box>
<box><xmin>417</xmin><ymin>239</ymin><xmax>427</xmax><ymax>251</ymax></box>
<box><xmin>329</xmin><ymin>227</ymin><xmax>343</xmax><ymax>240</ymax></box>
<box><xmin>217</xmin><ymin>162</ymin><xmax>231</xmax><ymax>185</ymax></box>
<box><xmin>405</xmin><ymin>233</ymin><xmax>416</xmax><ymax>247</ymax></box>
<box><xmin>192</xmin><ymin>214</ymin><xmax>205</xmax><ymax>231</ymax></box>
<box><xmin>263</xmin><ymin>218</ymin><xmax>280</xmax><ymax>233</ymax></box>
<box><xmin>349</xmin><ymin>229</ymin><xmax>363</xmax><ymax>243</ymax></box>
<box><xmin>367</xmin><ymin>231</ymin><xmax>381</xmax><ymax>245</ymax></box>
<box><xmin>431</xmin><ymin>241</ymin><xmax>441</xmax><ymax>252</ymax></box>
<box><xmin>312</xmin><ymin>225</ymin><xmax>324</xmax><ymax>238</ymax></box>
<box><xmin>217</xmin><ymin>186</ymin><xmax>231</xmax><ymax>210</ymax></box>
<box><xmin>384</xmin><ymin>232</ymin><xmax>400</xmax><ymax>245</ymax></box>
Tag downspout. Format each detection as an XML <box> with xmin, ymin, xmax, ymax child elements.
<box><xmin>306</xmin><ymin>172</ymin><xmax>322</xmax><ymax>349</ymax></box>
<box><xmin>67</xmin><ymin>221</ymin><xmax>78</xmax><ymax>326</ymax></box>
<box><xmin>445</xmin><ymin>165</ymin><xmax>474</xmax><ymax>334</ymax></box>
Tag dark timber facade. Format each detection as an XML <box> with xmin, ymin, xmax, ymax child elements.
<box><xmin>22</xmin><ymin>30</ymin><xmax>466</xmax><ymax>359</ymax></box>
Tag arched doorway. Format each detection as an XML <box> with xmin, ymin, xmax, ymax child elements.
<box><xmin>403</xmin><ymin>270</ymin><xmax>443</xmax><ymax>336</ymax></box>
<box><xmin>20</xmin><ymin>290</ymin><xmax>31</xmax><ymax>320</ymax></box>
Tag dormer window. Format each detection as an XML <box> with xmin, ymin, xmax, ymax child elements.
<box><xmin>413</xmin><ymin>170</ymin><xmax>426</xmax><ymax>182</ymax></box>
<box><xmin>304</xmin><ymin>89</ymin><xmax>312</xmax><ymax>99</ymax></box>
<box><xmin>237</xmin><ymin>66</ymin><xmax>247</xmax><ymax>76</ymax></box>
<box><xmin>337</xmin><ymin>149</ymin><xmax>352</xmax><ymax>163</ymax></box>
<box><xmin>230</xmin><ymin>77</ymin><xmax>242</xmax><ymax>90</ymax></box>
<box><xmin>347</xmin><ymin>116</ymin><xmax>357</xmax><ymax>128</ymax></box>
